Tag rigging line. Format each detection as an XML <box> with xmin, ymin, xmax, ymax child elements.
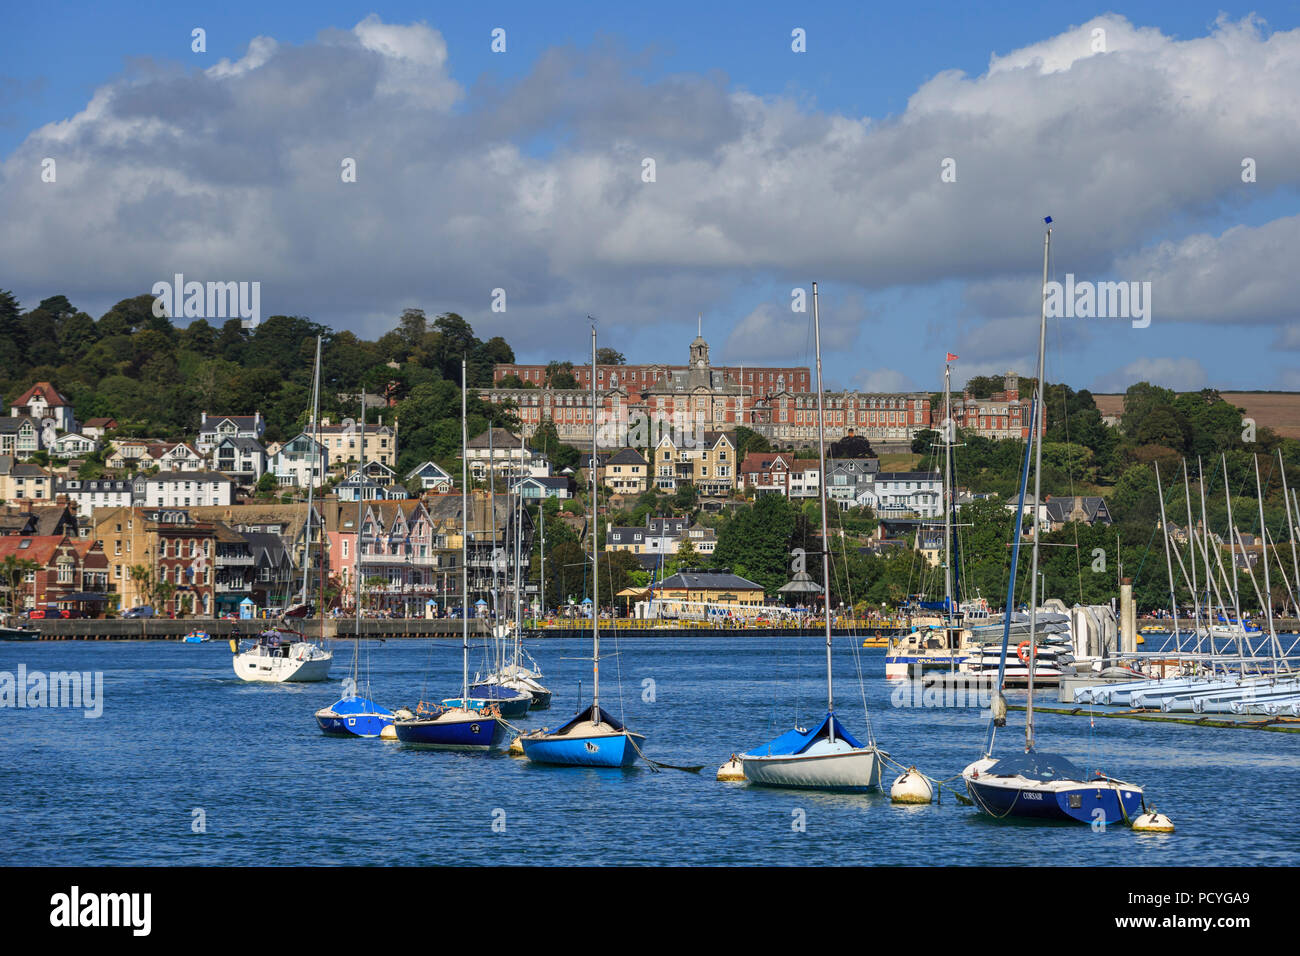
<box><xmin>832</xmin><ymin>493</ymin><xmax>875</xmax><ymax>739</ymax></box>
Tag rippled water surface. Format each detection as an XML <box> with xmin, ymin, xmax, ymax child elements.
<box><xmin>2</xmin><ymin>635</ymin><xmax>1296</xmax><ymax>865</ymax></box>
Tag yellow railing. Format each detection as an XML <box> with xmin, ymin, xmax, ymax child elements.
<box><xmin>527</xmin><ymin>617</ymin><xmax>906</xmax><ymax>630</ymax></box>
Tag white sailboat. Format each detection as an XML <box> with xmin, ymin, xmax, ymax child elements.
<box><xmin>739</xmin><ymin>282</ymin><xmax>887</xmax><ymax>790</ymax></box>
<box><xmin>232</xmin><ymin>336</ymin><xmax>333</xmax><ymax>683</ymax></box>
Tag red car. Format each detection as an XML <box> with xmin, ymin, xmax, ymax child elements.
<box><xmin>27</xmin><ymin>607</ymin><xmax>69</xmax><ymax>619</ymax></box>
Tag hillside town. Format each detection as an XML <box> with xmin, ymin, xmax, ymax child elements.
<box><xmin>0</xmin><ymin>333</ymin><xmax>1095</xmax><ymax>623</ymax></box>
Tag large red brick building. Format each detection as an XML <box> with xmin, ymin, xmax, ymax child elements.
<box><xmin>488</xmin><ymin>332</ymin><xmax>932</xmax><ymax>449</ymax></box>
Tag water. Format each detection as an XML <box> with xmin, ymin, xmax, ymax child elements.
<box><xmin>2</xmin><ymin>635</ymin><xmax>1296</xmax><ymax>865</ymax></box>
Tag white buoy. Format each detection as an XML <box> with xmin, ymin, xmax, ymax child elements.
<box><xmin>1131</xmin><ymin>809</ymin><xmax>1175</xmax><ymax>833</ymax></box>
<box><xmin>890</xmin><ymin>767</ymin><xmax>934</xmax><ymax>804</ymax></box>
<box><xmin>508</xmin><ymin>736</ymin><xmax>525</xmax><ymax>757</ymax></box>
<box><xmin>379</xmin><ymin>724</ymin><xmax>398</xmax><ymax>740</ymax></box>
<box><xmin>717</xmin><ymin>754</ymin><xmax>745</xmax><ymax>781</ymax></box>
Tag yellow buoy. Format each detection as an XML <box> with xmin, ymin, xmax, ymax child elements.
<box><xmin>716</xmin><ymin>754</ymin><xmax>745</xmax><ymax>781</ymax></box>
<box><xmin>1131</xmin><ymin>809</ymin><xmax>1175</xmax><ymax>833</ymax></box>
<box><xmin>508</xmin><ymin>736</ymin><xmax>525</xmax><ymax>756</ymax></box>
<box><xmin>379</xmin><ymin>724</ymin><xmax>398</xmax><ymax>740</ymax></box>
<box><xmin>890</xmin><ymin>767</ymin><xmax>934</xmax><ymax>804</ymax></box>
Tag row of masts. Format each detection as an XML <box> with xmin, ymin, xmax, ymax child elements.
<box><xmin>1154</xmin><ymin>449</ymin><xmax>1300</xmax><ymax>674</ymax></box>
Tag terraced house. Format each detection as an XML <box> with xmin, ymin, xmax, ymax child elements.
<box><xmin>92</xmin><ymin>507</ymin><xmax>217</xmax><ymax>615</ymax></box>
<box><xmin>0</xmin><ymin>458</ymin><xmax>52</xmax><ymax>502</ymax></box>
<box><xmin>316</xmin><ymin>416</ymin><xmax>397</xmax><ymax>470</ymax></box>
<box><xmin>0</xmin><ymin>417</ymin><xmax>41</xmax><ymax>457</ymax></box>
<box><xmin>652</xmin><ymin>431</ymin><xmax>736</xmax><ymax>496</ymax></box>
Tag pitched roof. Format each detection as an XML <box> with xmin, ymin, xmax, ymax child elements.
<box><xmin>0</xmin><ymin>535</ymin><xmax>65</xmax><ymax>565</ymax></box>
<box><xmin>11</xmin><ymin>382</ymin><xmax>70</xmax><ymax>408</ymax></box>
<box><xmin>0</xmin><ymin>416</ymin><xmax>38</xmax><ymax>434</ymax></box>
<box><xmin>605</xmin><ymin>448</ymin><xmax>647</xmax><ymax>465</ymax></box>
<box><xmin>467</xmin><ymin>427</ymin><xmax>524</xmax><ymax>450</ymax></box>
<box><xmin>654</xmin><ymin>569</ymin><xmax>765</xmax><ymax>592</ymax></box>
<box><xmin>83</xmin><ymin>418</ymin><xmax>117</xmax><ymax>429</ymax></box>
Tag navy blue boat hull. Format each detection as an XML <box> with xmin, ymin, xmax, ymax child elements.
<box><xmin>966</xmin><ymin>778</ymin><xmax>1144</xmax><ymax>825</ymax></box>
<box><xmin>393</xmin><ymin>713</ymin><xmax>506</xmax><ymax>751</ymax></box>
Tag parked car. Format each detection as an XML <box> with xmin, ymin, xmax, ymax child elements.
<box><xmin>123</xmin><ymin>605</ymin><xmax>155</xmax><ymax>619</ymax></box>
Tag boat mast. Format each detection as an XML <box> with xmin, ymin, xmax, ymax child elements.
<box><xmin>461</xmin><ymin>359</ymin><xmax>470</xmax><ymax>701</ymax></box>
<box><xmin>489</xmin><ymin>423</ymin><xmax>499</xmax><ymax>672</ymax></box>
<box><xmin>811</xmin><ymin>282</ymin><xmax>835</xmax><ymax>729</ymax></box>
<box><xmin>590</xmin><ymin>324</ymin><xmax>600</xmax><ymax>717</ymax></box>
<box><xmin>1280</xmin><ymin>450</ymin><xmax>1300</xmax><ymax>622</ymax></box>
<box><xmin>1156</xmin><ymin>463</ymin><xmax>1181</xmax><ymax>655</ymax></box>
<box><xmin>354</xmin><ymin>393</ymin><xmax>366</xmax><ymax>688</ymax></box>
<box><xmin>1223</xmin><ymin>453</ymin><xmax>1243</xmax><ymax>638</ymax></box>
<box><xmin>1025</xmin><ymin>220</ymin><xmax>1050</xmax><ymax>754</ymax></box>
<box><xmin>539</xmin><ymin>500</ymin><xmax>545</xmax><ymax>623</ymax></box>
<box><xmin>1185</xmin><ymin>460</ymin><xmax>1201</xmax><ymax>655</ymax></box>
<box><xmin>943</xmin><ymin>361</ymin><xmax>954</xmax><ymax>623</ymax></box>
<box><xmin>514</xmin><ymin>432</ymin><xmax>525</xmax><ymax>668</ymax></box>
<box><xmin>301</xmin><ymin>335</ymin><xmax>322</xmax><ymax>605</ymax></box>
<box><xmin>1253</xmin><ymin>455</ymin><xmax>1281</xmax><ymax>665</ymax></box>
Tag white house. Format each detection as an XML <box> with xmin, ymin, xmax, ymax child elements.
<box><xmin>855</xmin><ymin>471</ymin><xmax>943</xmax><ymax>518</ymax></box>
<box><xmin>268</xmin><ymin>434</ymin><xmax>329</xmax><ymax>488</ymax></box>
<box><xmin>0</xmin><ymin>417</ymin><xmax>42</xmax><ymax>457</ymax></box>
<box><xmin>10</xmin><ymin>382</ymin><xmax>77</xmax><ymax>433</ymax></box>
<box><xmin>154</xmin><ymin>442</ymin><xmax>205</xmax><ymax>472</ymax></box>
<box><xmin>406</xmin><ymin>460</ymin><xmax>454</xmax><ymax>493</ymax></box>
<box><xmin>467</xmin><ymin>427</ymin><xmax>531</xmax><ymax>480</ymax></box>
<box><xmin>81</xmin><ymin>418</ymin><xmax>118</xmax><ymax>441</ymax></box>
<box><xmin>210</xmin><ymin>436</ymin><xmax>267</xmax><ymax>482</ymax></box>
<box><xmin>133</xmin><ymin>470</ymin><xmax>235</xmax><ymax>508</ymax></box>
<box><xmin>53</xmin><ymin>477</ymin><xmax>135</xmax><ymax>515</ymax></box>
<box><xmin>197</xmin><ymin>412</ymin><xmax>266</xmax><ymax>454</ymax></box>
<box><xmin>48</xmin><ymin>433</ymin><xmax>99</xmax><ymax>459</ymax></box>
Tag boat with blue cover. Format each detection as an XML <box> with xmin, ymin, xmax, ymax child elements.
<box><xmin>520</xmin><ymin>703</ymin><xmax>643</xmax><ymax>767</ymax></box>
<box><xmin>519</xmin><ymin>326</ymin><xmax>647</xmax><ymax>769</ymax></box>
<box><xmin>392</xmin><ymin>359</ymin><xmax>506</xmax><ymax>752</ymax></box>
<box><xmin>316</xmin><ymin>692</ymin><xmax>395</xmax><ymax>738</ymax></box>
<box><xmin>962</xmin><ymin>220</ymin><xmax>1148</xmax><ymax>827</ymax></box>
<box><xmin>737</xmin><ymin>283</ymin><xmax>886</xmax><ymax>791</ymax></box>
<box><xmin>741</xmin><ymin>712</ymin><xmax>883</xmax><ymax>790</ymax></box>
<box><xmin>315</xmin><ymin>393</ymin><xmax>394</xmax><ymax>739</ymax></box>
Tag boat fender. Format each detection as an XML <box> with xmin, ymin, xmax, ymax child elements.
<box><xmin>991</xmin><ymin>692</ymin><xmax>1007</xmax><ymax>727</ymax></box>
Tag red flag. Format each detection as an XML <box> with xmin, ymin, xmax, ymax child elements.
<box><xmin>946</xmin><ymin>352</ymin><xmax>959</xmax><ymax>361</ymax></box>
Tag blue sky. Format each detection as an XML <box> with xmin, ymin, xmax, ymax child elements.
<box><xmin>3</xmin><ymin>2</ymin><xmax>1299</xmax><ymax>394</ymax></box>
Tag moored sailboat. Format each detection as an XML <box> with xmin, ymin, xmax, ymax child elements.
<box><xmin>315</xmin><ymin>400</ymin><xmax>395</xmax><ymax>738</ymax></box>
<box><xmin>519</xmin><ymin>325</ymin><xmax>645</xmax><ymax>768</ymax></box>
<box><xmin>233</xmin><ymin>336</ymin><xmax>333</xmax><ymax>683</ymax></box>
<box><xmin>962</xmin><ymin>219</ymin><xmax>1146</xmax><ymax>825</ymax></box>
<box><xmin>393</xmin><ymin>359</ymin><xmax>506</xmax><ymax>752</ymax></box>
<box><xmin>738</xmin><ymin>282</ymin><xmax>886</xmax><ymax>791</ymax></box>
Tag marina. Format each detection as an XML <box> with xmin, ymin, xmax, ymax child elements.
<box><xmin>3</xmin><ymin>634</ymin><xmax>1298</xmax><ymax>866</ymax></box>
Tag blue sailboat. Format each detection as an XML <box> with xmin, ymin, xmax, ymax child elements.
<box><xmin>315</xmin><ymin>395</ymin><xmax>394</xmax><ymax>739</ymax></box>
<box><xmin>519</xmin><ymin>325</ymin><xmax>646</xmax><ymax>768</ymax></box>
<box><xmin>963</xmin><ymin>219</ymin><xmax>1146</xmax><ymax>825</ymax></box>
<box><xmin>393</xmin><ymin>358</ymin><xmax>506</xmax><ymax>752</ymax></box>
<box><xmin>737</xmin><ymin>283</ymin><xmax>885</xmax><ymax>791</ymax></box>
